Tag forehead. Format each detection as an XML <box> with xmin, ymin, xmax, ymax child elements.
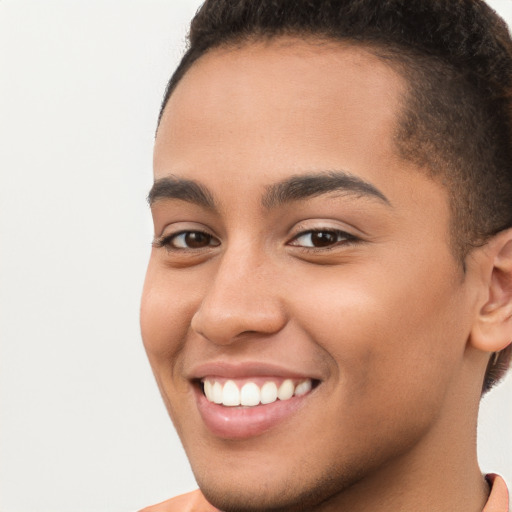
<box><xmin>154</xmin><ymin>39</ymin><xmax>409</xmax><ymax>188</ymax></box>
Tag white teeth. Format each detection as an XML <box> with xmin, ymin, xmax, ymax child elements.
<box><xmin>204</xmin><ymin>380</ymin><xmax>213</xmax><ymax>401</ymax></box>
<box><xmin>202</xmin><ymin>378</ymin><xmax>314</xmax><ymax>407</ymax></box>
<box><xmin>203</xmin><ymin>379</ymin><xmax>313</xmax><ymax>407</ymax></box>
<box><xmin>277</xmin><ymin>379</ymin><xmax>295</xmax><ymax>400</ymax></box>
<box><xmin>222</xmin><ymin>380</ymin><xmax>241</xmax><ymax>406</ymax></box>
<box><xmin>294</xmin><ymin>379</ymin><xmax>312</xmax><ymax>397</ymax></box>
<box><xmin>240</xmin><ymin>382</ymin><xmax>260</xmax><ymax>406</ymax></box>
<box><xmin>260</xmin><ymin>381</ymin><xmax>278</xmax><ymax>404</ymax></box>
<box><xmin>212</xmin><ymin>381</ymin><xmax>223</xmax><ymax>404</ymax></box>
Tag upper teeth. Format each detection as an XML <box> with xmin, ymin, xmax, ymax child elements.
<box><xmin>202</xmin><ymin>378</ymin><xmax>313</xmax><ymax>407</ymax></box>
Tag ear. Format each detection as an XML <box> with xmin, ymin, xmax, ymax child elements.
<box><xmin>470</xmin><ymin>228</ymin><xmax>512</xmax><ymax>354</ymax></box>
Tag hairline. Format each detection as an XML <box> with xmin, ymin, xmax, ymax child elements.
<box><xmin>157</xmin><ymin>34</ymin><xmax>475</xmax><ymax>265</ymax></box>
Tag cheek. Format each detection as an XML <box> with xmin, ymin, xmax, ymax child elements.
<box><xmin>140</xmin><ymin>261</ymin><xmax>198</xmax><ymax>363</ymax></box>
<box><xmin>140</xmin><ymin>262</ymin><xmax>205</xmax><ymax>421</ymax></box>
<box><xmin>290</xmin><ymin>257</ymin><xmax>468</xmax><ymax>410</ymax></box>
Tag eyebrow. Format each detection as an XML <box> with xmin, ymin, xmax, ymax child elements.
<box><xmin>147</xmin><ymin>175</ymin><xmax>215</xmax><ymax>209</ymax></box>
<box><xmin>262</xmin><ymin>171</ymin><xmax>390</xmax><ymax>208</ymax></box>
<box><xmin>147</xmin><ymin>170</ymin><xmax>390</xmax><ymax>210</ymax></box>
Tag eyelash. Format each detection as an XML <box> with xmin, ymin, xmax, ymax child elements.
<box><xmin>288</xmin><ymin>229</ymin><xmax>359</xmax><ymax>250</ymax></box>
<box><xmin>153</xmin><ymin>230</ymin><xmax>220</xmax><ymax>251</ymax></box>
<box><xmin>153</xmin><ymin>228</ymin><xmax>358</xmax><ymax>252</ymax></box>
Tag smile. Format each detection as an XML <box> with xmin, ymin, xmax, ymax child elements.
<box><xmin>192</xmin><ymin>369</ymin><xmax>321</xmax><ymax>439</ymax></box>
<box><xmin>202</xmin><ymin>378</ymin><xmax>314</xmax><ymax>407</ymax></box>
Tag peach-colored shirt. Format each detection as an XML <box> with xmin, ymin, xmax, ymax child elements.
<box><xmin>483</xmin><ymin>474</ymin><xmax>510</xmax><ymax>512</ymax></box>
<box><xmin>139</xmin><ymin>489</ymin><xmax>218</xmax><ymax>512</ymax></box>
<box><xmin>140</xmin><ymin>474</ymin><xmax>509</xmax><ymax>512</ymax></box>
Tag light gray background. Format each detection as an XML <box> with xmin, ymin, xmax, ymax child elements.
<box><xmin>0</xmin><ymin>1</ymin><xmax>511</xmax><ymax>511</ymax></box>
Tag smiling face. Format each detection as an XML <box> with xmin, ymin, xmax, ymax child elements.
<box><xmin>142</xmin><ymin>40</ymin><xmax>484</xmax><ymax>511</ymax></box>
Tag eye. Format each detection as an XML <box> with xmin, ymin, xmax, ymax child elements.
<box><xmin>154</xmin><ymin>230</ymin><xmax>220</xmax><ymax>250</ymax></box>
<box><xmin>289</xmin><ymin>229</ymin><xmax>356</xmax><ymax>249</ymax></box>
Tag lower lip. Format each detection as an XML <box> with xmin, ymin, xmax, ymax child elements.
<box><xmin>194</xmin><ymin>386</ymin><xmax>312</xmax><ymax>440</ymax></box>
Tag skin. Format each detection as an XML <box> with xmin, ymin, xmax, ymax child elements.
<box><xmin>141</xmin><ymin>39</ymin><xmax>512</xmax><ymax>512</ymax></box>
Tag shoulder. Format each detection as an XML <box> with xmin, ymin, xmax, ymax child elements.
<box><xmin>138</xmin><ymin>489</ymin><xmax>219</xmax><ymax>512</ymax></box>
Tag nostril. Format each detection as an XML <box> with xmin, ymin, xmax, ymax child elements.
<box><xmin>190</xmin><ymin>310</ymin><xmax>287</xmax><ymax>346</ymax></box>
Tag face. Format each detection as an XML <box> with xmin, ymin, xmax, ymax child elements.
<box><xmin>142</xmin><ymin>40</ymin><xmax>481</xmax><ymax>511</ymax></box>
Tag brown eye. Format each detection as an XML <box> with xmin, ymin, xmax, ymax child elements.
<box><xmin>309</xmin><ymin>231</ymin><xmax>338</xmax><ymax>247</ymax></box>
<box><xmin>156</xmin><ymin>231</ymin><xmax>220</xmax><ymax>250</ymax></box>
<box><xmin>289</xmin><ymin>229</ymin><xmax>356</xmax><ymax>249</ymax></box>
<box><xmin>183</xmin><ymin>232</ymin><xmax>213</xmax><ymax>248</ymax></box>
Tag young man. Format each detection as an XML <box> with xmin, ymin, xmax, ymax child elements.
<box><xmin>140</xmin><ymin>1</ymin><xmax>512</xmax><ymax>510</ymax></box>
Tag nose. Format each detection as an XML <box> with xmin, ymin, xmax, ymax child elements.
<box><xmin>190</xmin><ymin>249</ymin><xmax>287</xmax><ymax>345</ymax></box>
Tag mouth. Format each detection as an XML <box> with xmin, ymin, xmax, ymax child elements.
<box><xmin>192</xmin><ymin>373</ymin><xmax>321</xmax><ymax>439</ymax></box>
<box><xmin>200</xmin><ymin>377</ymin><xmax>317</xmax><ymax>407</ymax></box>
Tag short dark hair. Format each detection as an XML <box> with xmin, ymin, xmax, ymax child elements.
<box><xmin>158</xmin><ymin>0</ymin><xmax>512</xmax><ymax>392</ymax></box>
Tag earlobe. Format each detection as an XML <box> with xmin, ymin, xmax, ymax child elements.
<box><xmin>470</xmin><ymin>229</ymin><xmax>512</xmax><ymax>354</ymax></box>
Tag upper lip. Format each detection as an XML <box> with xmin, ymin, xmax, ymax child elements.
<box><xmin>187</xmin><ymin>361</ymin><xmax>323</xmax><ymax>381</ymax></box>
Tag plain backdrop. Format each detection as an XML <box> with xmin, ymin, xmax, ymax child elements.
<box><xmin>1</xmin><ymin>1</ymin><xmax>511</xmax><ymax>511</ymax></box>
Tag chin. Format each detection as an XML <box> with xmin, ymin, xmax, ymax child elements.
<box><xmin>198</xmin><ymin>484</ymin><xmax>322</xmax><ymax>512</ymax></box>
<box><xmin>192</xmin><ymin>459</ymin><xmax>361</xmax><ymax>512</ymax></box>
